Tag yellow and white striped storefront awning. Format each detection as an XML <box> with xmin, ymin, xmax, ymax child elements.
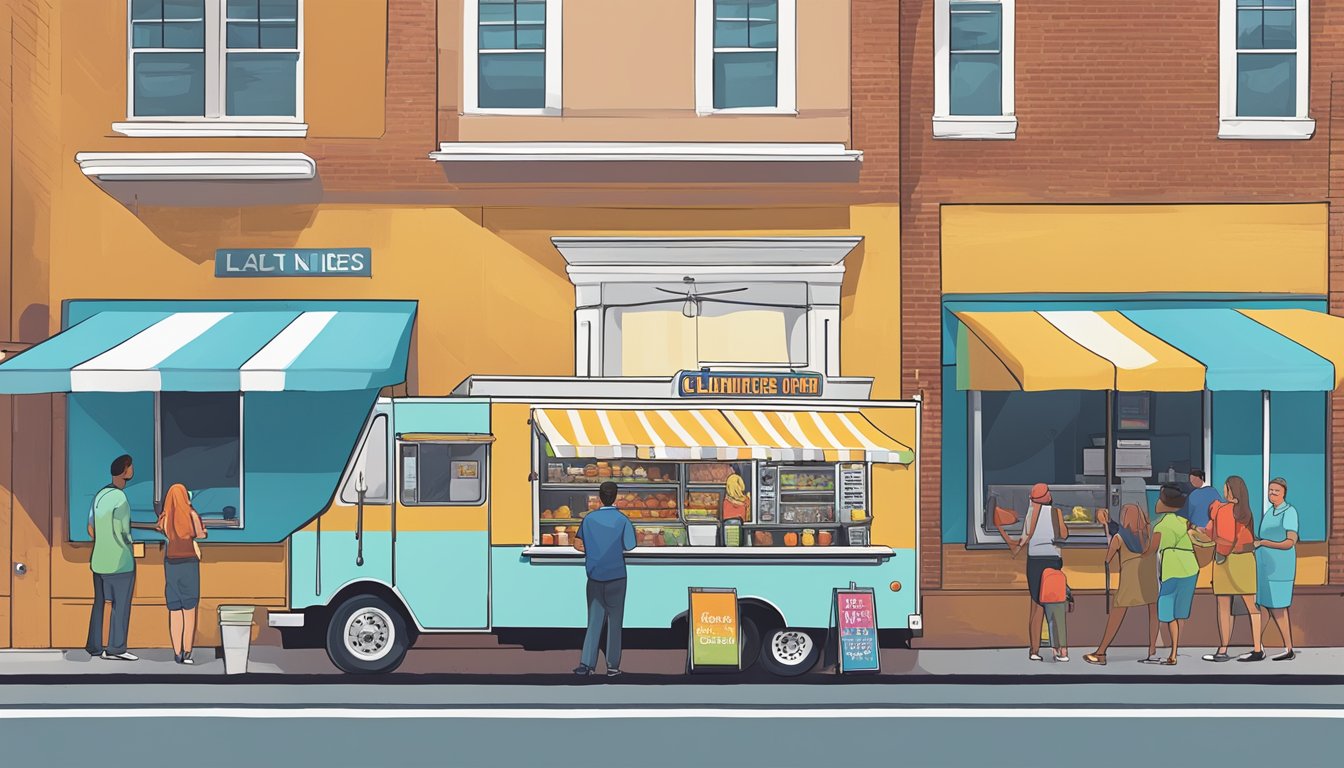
<box><xmin>533</xmin><ymin>408</ymin><xmax>914</xmax><ymax>464</ymax></box>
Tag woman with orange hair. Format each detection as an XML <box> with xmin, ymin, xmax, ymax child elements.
<box><xmin>156</xmin><ymin>484</ymin><xmax>207</xmax><ymax>664</ymax></box>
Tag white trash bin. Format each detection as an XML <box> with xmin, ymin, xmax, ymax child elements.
<box><xmin>218</xmin><ymin>605</ymin><xmax>256</xmax><ymax>675</ymax></box>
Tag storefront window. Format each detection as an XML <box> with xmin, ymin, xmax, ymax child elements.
<box><xmin>159</xmin><ymin>391</ymin><xmax>241</xmax><ymax>524</ymax></box>
<box><xmin>399</xmin><ymin>442</ymin><xmax>488</xmax><ymax>506</ymax></box>
<box><xmin>970</xmin><ymin>390</ymin><xmax>1207</xmax><ymax>545</ymax></box>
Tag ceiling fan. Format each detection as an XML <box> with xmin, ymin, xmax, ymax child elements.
<box><xmin>655</xmin><ymin>277</ymin><xmax>748</xmax><ymax>318</ymax></box>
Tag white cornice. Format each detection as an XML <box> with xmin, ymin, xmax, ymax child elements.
<box><xmin>431</xmin><ymin>142</ymin><xmax>862</xmax><ymax>163</ymax></box>
<box><xmin>74</xmin><ymin>152</ymin><xmax>317</xmax><ymax>181</ymax></box>
<box><xmin>552</xmin><ymin>237</ymin><xmax>863</xmax><ymax>269</ymax></box>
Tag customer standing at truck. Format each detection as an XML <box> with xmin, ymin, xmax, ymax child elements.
<box><xmin>87</xmin><ymin>454</ymin><xmax>138</xmax><ymax>661</ymax></box>
<box><xmin>573</xmin><ymin>481</ymin><xmax>636</xmax><ymax>677</ymax></box>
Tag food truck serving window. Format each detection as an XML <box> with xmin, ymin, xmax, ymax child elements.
<box><xmin>399</xmin><ymin>442</ymin><xmax>488</xmax><ymax>506</ymax></box>
<box><xmin>160</xmin><ymin>391</ymin><xmax>242</xmax><ymax>527</ymax></box>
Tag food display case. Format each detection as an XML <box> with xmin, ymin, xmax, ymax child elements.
<box><xmin>537</xmin><ymin>455</ymin><xmax>874</xmax><ymax>549</ymax></box>
<box><xmin>985</xmin><ymin>483</ymin><xmax>1108</xmax><ymax>541</ymax></box>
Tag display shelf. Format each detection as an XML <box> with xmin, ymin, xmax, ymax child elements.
<box><xmin>540</xmin><ymin>481</ymin><xmax>679</xmax><ymax>489</ymax></box>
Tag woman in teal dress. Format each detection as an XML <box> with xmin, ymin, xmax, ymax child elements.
<box><xmin>1253</xmin><ymin>477</ymin><xmax>1298</xmax><ymax>662</ymax></box>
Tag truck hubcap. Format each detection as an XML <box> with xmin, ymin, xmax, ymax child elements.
<box><xmin>770</xmin><ymin>630</ymin><xmax>813</xmax><ymax>665</ymax></box>
<box><xmin>345</xmin><ymin>607</ymin><xmax>394</xmax><ymax>661</ymax></box>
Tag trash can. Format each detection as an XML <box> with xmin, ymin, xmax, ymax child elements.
<box><xmin>218</xmin><ymin>605</ymin><xmax>255</xmax><ymax>675</ymax></box>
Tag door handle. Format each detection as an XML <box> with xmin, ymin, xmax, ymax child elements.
<box><xmin>14</xmin><ymin>562</ymin><xmax>27</xmax><ymax>576</ymax></box>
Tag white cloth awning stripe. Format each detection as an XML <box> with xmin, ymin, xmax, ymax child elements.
<box><xmin>1039</xmin><ymin>310</ymin><xmax>1158</xmax><ymax>370</ymax></box>
<box><xmin>71</xmin><ymin>312</ymin><xmax>231</xmax><ymax>392</ymax></box>
<box><xmin>808</xmin><ymin>412</ymin><xmax>856</xmax><ymax>462</ymax></box>
<box><xmin>656</xmin><ymin>410</ymin><xmax>705</xmax><ymax>459</ymax></box>
<box><xmin>751</xmin><ymin>411</ymin><xmax>796</xmax><ymax>462</ymax></box>
<box><xmin>532</xmin><ymin>409</ymin><xmax>574</xmax><ymax>457</ymax></box>
<box><xmin>239</xmin><ymin>311</ymin><xmax>337</xmax><ymax>391</ymax></box>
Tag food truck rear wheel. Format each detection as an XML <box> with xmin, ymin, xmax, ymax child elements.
<box><xmin>759</xmin><ymin>628</ymin><xmax>822</xmax><ymax>677</ymax></box>
<box><xmin>325</xmin><ymin>595</ymin><xmax>412</xmax><ymax>674</ymax></box>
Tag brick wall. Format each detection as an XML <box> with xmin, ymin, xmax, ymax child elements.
<box><xmin>851</xmin><ymin>0</ymin><xmax>900</xmax><ymax>199</ymax></box>
<box><xmin>901</xmin><ymin>1</ymin><xmax>1344</xmax><ymax>590</ymax></box>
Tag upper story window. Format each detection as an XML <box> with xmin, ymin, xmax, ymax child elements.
<box><xmin>122</xmin><ymin>0</ymin><xmax>304</xmax><ymax>136</ymax></box>
<box><xmin>464</xmin><ymin>0</ymin><xmax>562</xmax><ymax>115</ymax></box>
<box><xmin>128</xmin><ymin>0</ymin><xmax>301</xmax><ymax>119</ymax></box>
<box><xmin>1219</xmin><ymin>0</ymin><xmax>1314</xmax><ymax>139</ymax></box>
<box><xmin>696</xmin><ymin>0</ymin><xmax>796</xmax><ymax>114</ymax></box>
<box><xmin>933</xmin><ymin>0</ymin><xmax>1016</xmax><ymax>139</ymax></box>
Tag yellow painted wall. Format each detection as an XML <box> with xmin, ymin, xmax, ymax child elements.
<box><xmin>942</xmin><ymin>204</ymin><xmax>1328</xmax><ymax>295</ymax></box>
<box><xmin>63</xmin><ymin>0</ymin><xmax>387</xmax><ymax>153</ymax></box>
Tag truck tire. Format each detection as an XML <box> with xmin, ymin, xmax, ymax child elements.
<box><xmin>758</xmin><ymin>627</ymin><xmax>822</xmax><ymax>677</ymax></box>
<box><xmin>325</xmin><ymin>594</ymin><xmax>412</xmax><ymax>674</ymax></box>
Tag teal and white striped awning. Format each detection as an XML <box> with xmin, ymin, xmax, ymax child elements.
<box><xmin>0</xmin><ymin>301</ymin><xmax>417</xmax><ymax>393</ymax></box>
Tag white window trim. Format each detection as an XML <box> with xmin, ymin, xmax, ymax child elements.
<box><xmin>120</xmin><ymin>0</ymin><xmax>305</xmax><ymax>137</ymax></box>
<box><xmin>552</xmin><ymin>237</ymin><xmax>859</xmax><ymax>378</ymax></box>
<box><xmin>933</xmin><ymin>0</ymin><xmax>1016</xmax><ymax>140</ymax></box>
<box><xmin>1218</xmin><ymin>0</ymin><xmax>1314</xmax><ymax>139</ymax></box>
<box><xmin>695</xmin><ymin>0</ymin><xmax>797</xmax><ymax>116</ymax></box>
<box><xmin>462</xmin><ymin>0</ymin><xmax>563</xmax><ymax>116</ymax></box>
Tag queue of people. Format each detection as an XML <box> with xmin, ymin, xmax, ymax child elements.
<box><xmin>85</xmin><ymin>454</ymin><xmax>208</xmax><ymax>664</ymax></box>
<box><xmin>999</xmin><ymin>473</ymin><xmax>1301</xmax><ymax>666</ymax></box>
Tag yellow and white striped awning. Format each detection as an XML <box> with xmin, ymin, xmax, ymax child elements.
<box><xmin>532</xmin><ymin>407</ymin><xmax>914</xmax><ymax>464</ymax></box>
<box><xmin>724</xmin><ymin>410</ymin><xmax>914</xmax><ymax>463</ymax></box>
<box><xmin>532</xmin><ymin>408</ymin><xmax>753</xmax><ymax>460</ymax></box>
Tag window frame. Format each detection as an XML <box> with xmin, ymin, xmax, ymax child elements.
<box><xmin>965</xmin><ymin>389</ymin><xmax>1214</xmax><ymax>549</ymax></box>
<box><xmin>932</xmin><ymin>0</ymin><xmax>1016</xmax><ymax>140</ymax></box>
<box><xmin>338</xmin><ymin>413</ymin><xmax>391</xmax><ymax>506</ymax></box>
<box><xmin>1218</xmin><ymin>0</ymin><xmax>1314</xmax><ymax>140</ymax></box>
<box><xmin>462</xmin><ymin>0</ymin><xmax>563</xmax><ymax>116</ymax></box>
<box><xmin>153</xmin><ymin>391</ymin><xmax>246</xmax><ymax>529</ymax></box>
<box><xmin>118</xmin><ymin>0</ymin><xmax>307</xmax><ymax>137</ymax></box>
<box><xmin>397</xmin><ymin>440</ymin><xmax>491</xmax><ymax>507</ymax></box>
<box><xmin>695</xmin><ymin>0</ymin><xmax>797</xmax><ymax>116</ymax></box>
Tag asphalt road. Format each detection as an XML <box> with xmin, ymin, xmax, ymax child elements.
<box><xmin>1</xmin><ymin>683</ymin><xmax>1340</xmax><ymax>767</ymax></box>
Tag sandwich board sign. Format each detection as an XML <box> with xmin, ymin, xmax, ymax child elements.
<box><xmin>687</xmin><ymin>587</ymin><xmax>740</xmax><ymax>672</ymax></box>
<box><xmin>833</xmin><ymin>582</ymin><xmax>880</xmax><ymax>674</ymax></box>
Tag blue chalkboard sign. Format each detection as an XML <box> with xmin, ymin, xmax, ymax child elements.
<box><xmin>833</xmin><ymin>584</ymin><xmax>880</xmax><ymax>674</ymax></box>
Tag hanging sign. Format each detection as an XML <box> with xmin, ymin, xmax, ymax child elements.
<box><xmin>675</xmin><ymin>370</ymin><xmax>823</xmax><ymax>398</ymax></box>
<box><xmin>215</xmin><ymin>248</ymin><xmax>372</xmax><ymax>277</ymax></box>
<box><xmin>834</xmin><ymin>583</ymin><xmax>881</xmax><ymax>674</ymax></box>
<box><xmin>687</xmin><ymin>587</ymin><xmax>740</xmax><ymax>671</ymax></box>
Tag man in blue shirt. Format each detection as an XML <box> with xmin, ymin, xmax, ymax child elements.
<box><xmin>1182</xmin><ymin>469</ymin><xmax>1222</xmax><ymax>529</ymax></box>
<box><xmin>574</xmin><ymin>481</ymin><xmax>636</xmax><ymax>677</ymax></box>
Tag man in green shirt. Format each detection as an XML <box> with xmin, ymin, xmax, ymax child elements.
<box><xmin>86</xmin><ymin>454</ymin><xmax>138</xmax><ymax>661</ymax></box>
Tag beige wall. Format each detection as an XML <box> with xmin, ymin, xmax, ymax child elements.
<box><xmin>443</xmin><ymin>0</ymin><xmax>852</xmax><ymax>143</ymax></box>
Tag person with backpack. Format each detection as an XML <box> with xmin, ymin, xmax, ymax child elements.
<box><xmin>1201</xmin><ymin>475</ymin><xmax>1263</xmax><ymax>663</ymax></box>
<box><xmin>1152</xmin><ymin>484</ymin><xmax>1198</xmax><ymax>665</ymax></box>
<box><xmin>1007</xmin><ymin>483</ymin><xmax>1069</xmax><ymax>662</ymax></box>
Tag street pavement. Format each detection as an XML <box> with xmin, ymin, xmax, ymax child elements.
<box><xmin>1</xmin><ymin>681</ymin><xmax>1341</xmax><ymax>767</ymax></box>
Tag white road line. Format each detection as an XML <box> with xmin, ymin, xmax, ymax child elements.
<box><xmin>0</xmin><ymin>707</ymin><xmax>1340</xmax><ymax>720</ymax></box>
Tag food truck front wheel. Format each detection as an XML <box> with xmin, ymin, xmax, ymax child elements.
<box><xmin>759</xmin><ymin>628</ymin><xmax>823</xmax><ymax>677</ymax></box>
<box><xmin>325</xmin><ymin>594</ymin><xmax>414</xmax><ymax>674</ymax></box>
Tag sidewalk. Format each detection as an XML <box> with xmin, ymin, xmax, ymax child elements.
<box><xmin>2</xmin><ymin>645</ymin><xmax>1340</xmax><ymax>680</ymax></box>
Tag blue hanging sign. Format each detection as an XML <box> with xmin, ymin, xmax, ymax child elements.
<box><xmin>215</xmin><ymin>249</ymin><xmax>372</xmax><ymax>278</ymax></box>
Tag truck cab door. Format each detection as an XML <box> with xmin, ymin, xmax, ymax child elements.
<box><xmin>393</xmin><ymin>435</ymin><xmax>491</xmax><ymax>630</ymax></box>
<box><xmin>293</xmin><ymin>405</ymin><xmax>395</xmax><ymax>606</ymax></box>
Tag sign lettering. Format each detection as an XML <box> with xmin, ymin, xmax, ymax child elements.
<box><xmin>688</xmin><ymin>588</ymin><xmax>740</xmax><ymax>670</ymax></box>
<box><xmin>675</xmin><ymin>370</ymin><xmax>823</xmax><ymax>398</ymax></box>
<box><xmin>215</xmin><ymin>249</ymin><xmax>372</xmax><ymax>278</ymax></box>
<box><xmin>835</xmin><ymin>587</ymin><xmax>881</xmax><ymax>674</ymax></box>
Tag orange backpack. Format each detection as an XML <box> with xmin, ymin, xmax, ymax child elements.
<box><xmin>1039</xmin><ymin>568</ymin><xmax>1069</xmax><ymax>605</ymax></box>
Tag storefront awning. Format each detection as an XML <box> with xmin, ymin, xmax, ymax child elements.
<box><xmin>533</xmin><ymin>407</ymin><xmax>914</xmax><ymax>464</ymax></box>
<box><xmin>0</xmin><ymin>302</ymin><xmax>417</xmax><ymax>394</ymax></box>
<box><xmin>723</xmin><ymin>410</ymin><xmax>914</xmax><ymax>463</ymax></box>
<box><xmin>955</xmin><ymin>308</ymin><xmax>1344</xmax><ymax>392</ymax></box>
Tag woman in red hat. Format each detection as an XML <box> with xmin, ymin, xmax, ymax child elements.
<box><xmin>996</xmin><ymin>482</ymin><xmax>1069</xmax><ymax>661</ymax></box>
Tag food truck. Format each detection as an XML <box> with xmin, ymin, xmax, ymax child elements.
<box><xmin>270</xmin><ymin>372</ymin><xmax>922</xmax><ymax>675</ymax></box>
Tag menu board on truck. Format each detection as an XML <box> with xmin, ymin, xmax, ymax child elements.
<box><xmin>833</xmin><ymin>585</ymin><xmax>881</xmax><ymax>674</ymax></box>
<box><xmin>687</xmin><ymin>587</ymin><xmax>740</xmax><ymax>672</ymax></box>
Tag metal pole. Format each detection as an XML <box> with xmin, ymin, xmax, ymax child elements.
<box><xmin>1104</xmin><ymin>390</ymin><xmax>1114</xmax><ymax>614</ymax></box>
